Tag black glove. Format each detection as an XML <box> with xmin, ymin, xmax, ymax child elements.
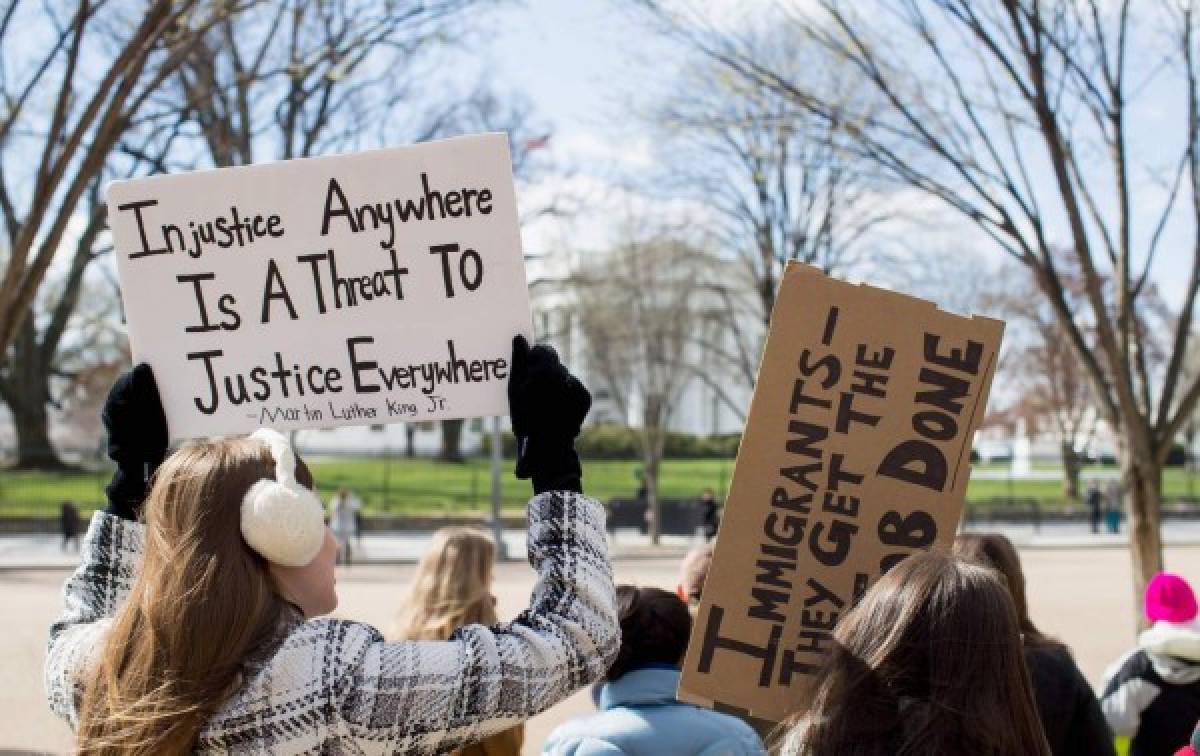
<box><xmin>508</xmin><ymin>335</ymin><xmax>591</xmax><ymax>494</ymax></box>
<box><xmin>102</xmin><ymin>363</ymin><xmax>169</xmax><ymax>521</ymax></box>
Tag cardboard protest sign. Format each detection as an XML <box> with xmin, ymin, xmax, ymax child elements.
<box><xmin>107</xmin><ymin>133</ymin><xmax>533</xmax><ymax>439</ymax></box>
<box><xmin>677</xmin><ymin>263</ymin><xmax>1004</xmax><ymax>724</ymax></box>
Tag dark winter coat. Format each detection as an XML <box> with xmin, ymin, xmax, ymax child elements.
<box><xmin>1025</xmin><ymin>643</ymin><xmax>1115</xmax><ymax>756</ymax></box>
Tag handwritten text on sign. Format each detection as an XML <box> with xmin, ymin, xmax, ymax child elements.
<box><xmin>677</xmin><ymin>263</ymin><xmax>1004</xmax><ymax>724</ymax></box>
<box><xmin>107</xmin><ymin>133</ymin><xmax>533</xmax><ymax>439</ymax></box>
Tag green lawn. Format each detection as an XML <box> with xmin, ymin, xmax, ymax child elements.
<box><xmin>0</xmin><ymin>458</ymin><xmax>738</xmax><ymax>517</ymax></box>
<box><xmin>1</xmin><ymin>458</ymin><xmax>1196</xmax><ymax>517</ymax></box>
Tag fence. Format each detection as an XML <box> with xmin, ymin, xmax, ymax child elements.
<box><xmin>3</xmin><ymin>451</ymin><xmax>1196</xmax><ymax>528</ymax></box>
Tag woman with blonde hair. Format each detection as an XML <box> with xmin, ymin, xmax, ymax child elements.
<box><xmin>393</xmin><ymin>527</ymin><xmax>522</xmax><ymax>755</ymax></box>
<box><xmin>46</xmin><ymin>337</ymin><xmax>618</xmax><ymax>755</ymax></box>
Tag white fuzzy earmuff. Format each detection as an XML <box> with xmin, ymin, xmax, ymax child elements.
<box><xmin>240</xmin><ymin>428</ymin><xmax>326</xmax><ymax>567</ymax></box>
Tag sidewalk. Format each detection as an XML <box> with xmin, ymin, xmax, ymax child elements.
<box><xmin>0</xmin><ymin>528</ymin><xmax>705</xmax><ymax>570</ymax></box>
<box><xmin>962</xmin><ymin>520</ymin><xmax>1200</xmax><ymax>549</ymax></box>
<box><xmin>7</xmin><ymin>521</ymin><xmax>1200</xmax><ymax>570</ymax></box>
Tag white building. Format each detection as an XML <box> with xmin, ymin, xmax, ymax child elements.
<box><xmin>525</xmin><ymin>247</ymin><xmax>752</xmax><ymax>437</ymax></box>
<box><xmin>291</xmin><ymin>245</ymin><xmax>752</xmax><ymax>456</ymax></box>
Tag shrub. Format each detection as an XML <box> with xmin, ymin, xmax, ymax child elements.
<box><xmin>1167</xmin><ymin>443</ymin><xmax>1190</xmax><ymax>467</ymax></box>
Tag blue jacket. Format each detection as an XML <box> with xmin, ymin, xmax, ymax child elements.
<box><xmin>542</xmin><ymin>667</ymin><xmax>766</xmax><ymax>755</ymax></box>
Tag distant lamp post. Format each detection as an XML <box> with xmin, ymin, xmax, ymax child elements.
<box><xmin>490</xmin><ymin>415</ymin><xmax>507</xmax><ymax>561</ymax></box>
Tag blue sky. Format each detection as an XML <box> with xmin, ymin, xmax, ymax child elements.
<box><xmin>487</xmin><ymin>2</ymin><xmax>666</xmax><ymax>141</ymax></box>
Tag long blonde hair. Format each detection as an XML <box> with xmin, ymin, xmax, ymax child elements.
<box><xmin>393</xmin><ymin>527</ymin><xmax>497</xmax><ymax>641</ymax></box>
<box><xmin>77</xmin><ymin>437</ymin><xmax>304</xmax><ymax>755</ymax></box>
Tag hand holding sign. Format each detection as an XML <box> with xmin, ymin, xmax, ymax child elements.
<box><xmin>101</xmin><ymin>363</ymin><xmax>168</xmax><ymax>521</ymax></box>
<box><xmin>508</xmin><ymin>335</ymin><xmax>592</xmax><ymax>494</ymax></box>
<box><xmin>677</xmin><ymin>263</ymin><xmax>1004</xmax><ymax>724</ymax></box>
<box><xmin>107</xmin><ymin>134</ymin><xmax>533</xmax><ymax>439</ymax></box>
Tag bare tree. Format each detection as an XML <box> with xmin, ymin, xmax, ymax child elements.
<box><xmin>163</xmin><ymin>0</ymin><xmax>504</xmax><ymax>167</ymax></box>
<box><xmin>136</xmin><ymin>0</ymin><xmax>542</xmax><ymax>463</ymax></box>
<box><xmin>904</xmin><ymin>250</ymin><xmax>1098</xmax><ymax>499</ymax></box>
<box><xmin>572</xmin><ymin>224</ymin><xmax>710</xmax><ymax>543</ymax></box>
<box><xmin>643</xmin><ymin>0</ymin><xmax>1200</xmax><ymax>608</ymax></box>
<box><xmin>653</xmin><ymin>40</ymin><xmax>890</xmax><ymax>416</ymax></box>
<box><xmin>999</xmin><ymin>265</ymin><xmax>1098</xmax><ymax>500</ymax></box>
<box><xmin>0</xmin><ymin>99</ymin><xmax>193</xmax><ymax>470</ymax></box>
<box><xmin>0</xmin><ymin>184</ymin><xmax>107</xmax><ymax>468</ymax></box>
<box><xmin>0</xmin><ymin>0</ymin><xmax>233</xmax><ymax>365</ymax></box>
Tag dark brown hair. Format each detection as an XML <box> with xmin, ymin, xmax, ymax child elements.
<box><xmin>953</xmin><ymin>532</ymin><xmax>1056</xmax><ymax>647</ymax></box>
<box><xmin>785</xmin><ymin>551</ymin><xmax>1050</xmax><ymax>756</ymax></box>
<box><xmin>607</xmin><ymin>585</ymin><xmax>692</xmax><ymax>681</ymax></box>
<box><xmin>78</xmin><ymin>437</ymin><xmax>313</xmax><ymax>755</ymax></box>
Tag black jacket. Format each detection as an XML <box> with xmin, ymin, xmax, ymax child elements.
<box><xmin>1026</xmin><ymin>643</ymin><xmax>1114</xmax><ymax>756</ymax></box>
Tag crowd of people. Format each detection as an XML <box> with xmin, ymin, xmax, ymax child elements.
<box><xmin>42</xmin><ymin>338</ymin><xmax>1200</xmax><ymax>754</ymax></box>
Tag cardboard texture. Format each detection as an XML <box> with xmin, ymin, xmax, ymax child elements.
<box><xmin>106</xmin><ymin>133</ymin><xmax>533</xmax><ymax>440</ymax></box>
<box><xmin>677</xmin><ymin>263</ymin><xmax>1005</xmax><ymax>724</ymax></box>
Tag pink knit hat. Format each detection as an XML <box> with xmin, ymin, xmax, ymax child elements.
<box><xmin>1145</xmin><ymin>572</ymin><xmax>1199</xmax><ymax>624</ymax></box>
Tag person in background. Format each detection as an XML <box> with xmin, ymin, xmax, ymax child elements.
<box><xmin>393</xmin><ymin>527</ymin><xmax>522</xmax><ymax>756</ymax></box>
<box><xmin>1175</xmin><ymin>721</ymin><xmax>1200</xmax><ymax>756</ymax></box>
<box><xmin>954</xmin><ymin>533</ymin><xmax>1114</xmax><ymax>756</ymax></box>
<box><xmin>1106</xmin><ymin>481</ymin><xmax>1123</xmax><ymax>534</ymax></box>
<box><xmin>329</xmin><ymin>486</ymin><xmax>361</xmax><ymax>565</ymax></box>
<box><xmin>1087</xmin><ymin>483</ymin><xmax>1104</xmax><ymax>534</ymax></box>
<box><xmin>676</xmin><ymin>542</ymin><xmax>713</xmax><ymax>608</ymax></box>
<box><xmin>59</xmin><ymin>500</ymin><xmax>80</xmax><ymax>551</ymax></box>
<box><xmin>1102</xmin><ymin>572</ymin><xmax>1200</xmax><ymax>756</ymax></box>
<box><xmin>543</xmin><ymin>585</ymin><xmax>765</xmax><ymax>755</ymax></box>
<box><xmin>777</xmin><ymin>551</ymin><xmax>1050</xmax><ymax>756</ymax></box>
<box><xmin>59</xmin><ymin>501</ymin><xmax>80</xmax><ymax>554</ymax></box>
<box><xmin>699</xmin><ymin>487</ymin><xmax>719</xmax><ymax>541</ymax></box>
<box><xmin>634</xmin><ymin>470</ymin><xmax>650</xmax><ymax>536</ymax></box>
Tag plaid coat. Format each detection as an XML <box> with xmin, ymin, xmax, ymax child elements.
<box><xmin>45</xmin><ymin>490</ymin><xmax>619</xmax><ymax>754</ymax></box>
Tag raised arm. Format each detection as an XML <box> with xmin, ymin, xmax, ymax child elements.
<box><xmin>329</xmin><ymin>489</ymin><xmax>618</xmax><ymax>754</ymax></box>
<box><xmin>333</xmin><ymin>335</ymin><xmax>617</xmax><ymax>753</ymax></box>
<box><xmin>1100</xmin><ymin>651</ymin><xmax>1157</xmax><ymax>739</ymax></box>
<box><xmin>44</xmin><ymin>364</ymin><xmax>166</xmax><ymax>725</ymax></box>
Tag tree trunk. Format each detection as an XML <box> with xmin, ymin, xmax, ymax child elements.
<box><xmin>1061</xmin><ymin>441</ymin><xmax>1082</xmax><ymax>501</ymax></box>
<box><xmin>644</xmin><ymin>454</ymin><xmax>661</xmax><ymax>545</ymax></box>
<box><xmin>10</xmin><ymin>390</ymin><xmax>64</xmax><ymax>469</ymax></box>
<box><xmin>405</xmin><ymin>424</ymin><xmax>416</xmax><ymax>458</ymax></box>
<box><xmin>1121</xmin><ymin>431</ymin><xmax>1165</xmax><ymax>627</ymax></box>
<box><xmin>438</xmin><ymin>419</ymin><xmax>465</xmax><ymax>463</ymax></box>
<box><xmin>0</xmin><ymin>316</ymin><xmax>66</xmax><ymax>470</ymax></box>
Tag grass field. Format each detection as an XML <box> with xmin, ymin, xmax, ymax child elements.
<box><xmin>0</xmin><ymin>457</ymin><xmax>735</xmax><ymax>516</ymax></box>
<box><xmin>1</xmin><ymin>457</ymin><xmax>1197</xmax><ymax>517</ymax></box>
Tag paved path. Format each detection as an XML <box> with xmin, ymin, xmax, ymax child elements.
<box><xmin>0</xmin><ymin>529</ymin><xmax>705</xmax><ymax>570</ymax></box>
<box><xmin>6</xmin><ymin>520</ymin><xmax>1200</xmax><ymax>570</ymax></box>
<box><xmin>5</xmin><ymin>538</ymin><xmax>1200</xmax><ymax>753</ymax></box>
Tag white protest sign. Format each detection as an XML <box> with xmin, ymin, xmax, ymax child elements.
<box><xmin>107</xmin><ymin>133</ymin><xmax>533</xmax><ymax>440</ymax></box>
